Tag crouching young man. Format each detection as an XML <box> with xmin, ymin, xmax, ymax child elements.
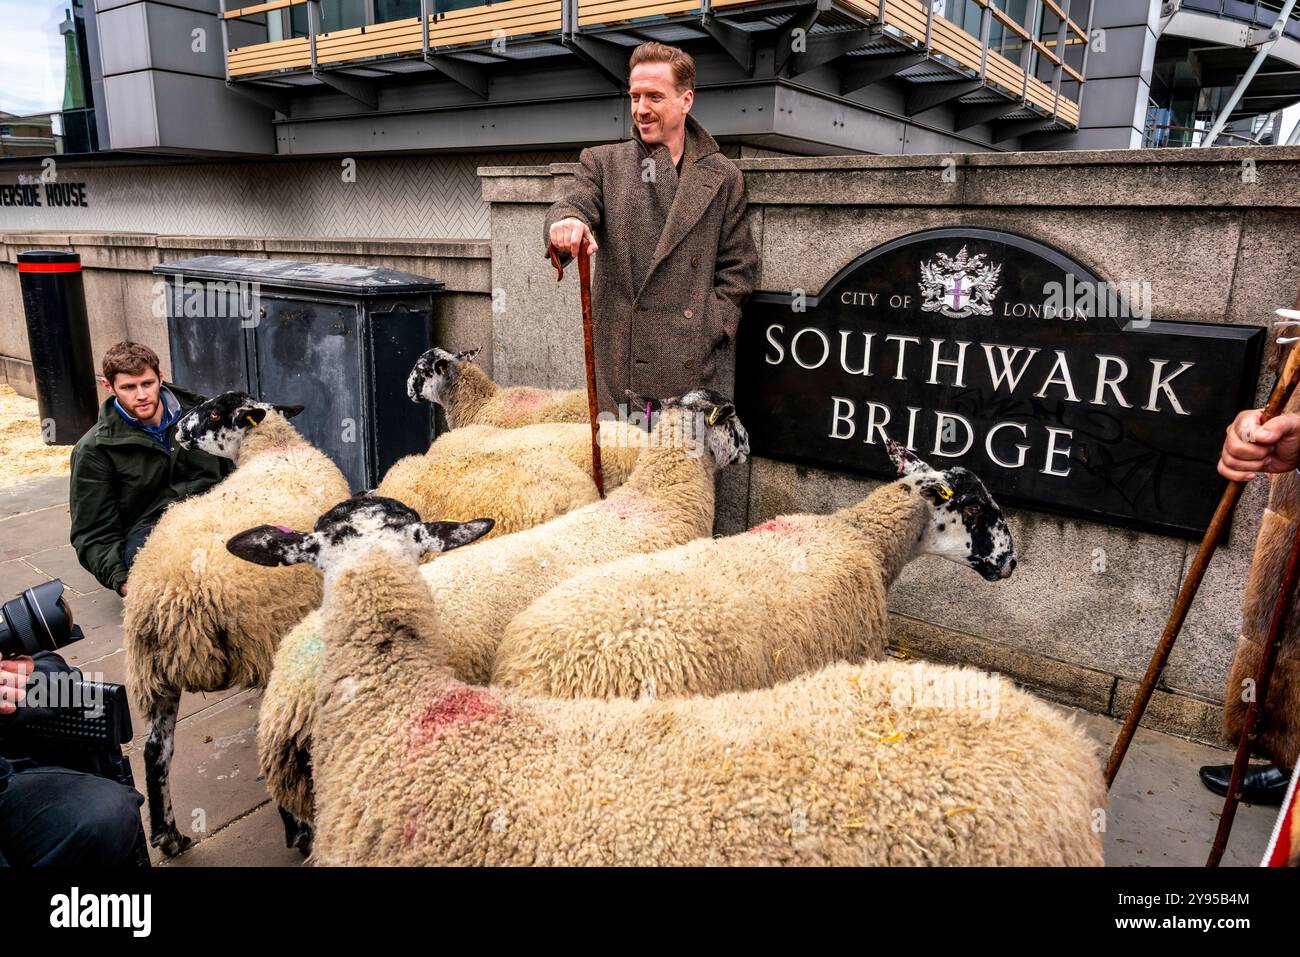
<box><xmin>69</xmin><ymin>342</ymin><xmax>232</xmax><ymax>597</ymax></box>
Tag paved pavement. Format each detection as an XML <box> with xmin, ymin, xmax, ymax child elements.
<box><xmin>0</xmin><ymin>472</ymin><xmax>1280</xmax><ymax>867</ymax></box>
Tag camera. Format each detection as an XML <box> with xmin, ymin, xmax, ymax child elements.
<box><xmin>0</xmin><ymin>579</ymin><xmax>84</xmax><ymax>660</ymax></box>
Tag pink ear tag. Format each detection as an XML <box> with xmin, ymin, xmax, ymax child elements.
<box><xmin>274</xmin><ymin>525</ymin><xmax>295</xmax><ymax>534</ymax></box>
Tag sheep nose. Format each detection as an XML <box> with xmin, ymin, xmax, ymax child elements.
<box><xmin>1003</xmin><ymin>556</ymin><xmax>1017</xmax><ymax>578</ymax></box>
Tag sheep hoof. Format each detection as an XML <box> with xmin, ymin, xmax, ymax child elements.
<box><xmin>152</xmin><ymin>828</ymin><xmax>193</xmax><ymax>858</ymax></box>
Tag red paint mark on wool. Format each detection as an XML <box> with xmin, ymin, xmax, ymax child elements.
<box><xmin>407</xmin><ymin>688</ymin><xmax>506</xmax><ymax>754</ymax></box>
<box><xmin>746</xmin><ymin>516</ymin><xmax>799</xmax><ymax>535</ymax></box>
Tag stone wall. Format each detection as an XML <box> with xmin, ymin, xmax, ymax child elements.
<box><xmin>483</xmin><ymin>146</ymin><xmax>1300</xmax><ymax>744</ymax></box>
<box><xmin>0</xmin><ymin>233</ymin><xmax>494</xmax><ymax>399</ymax></box>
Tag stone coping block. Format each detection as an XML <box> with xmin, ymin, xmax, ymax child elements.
<box><xmin>481</xmin><ymin>145</ymin><xmax>1300</xmax><ymax>209</ymax></box>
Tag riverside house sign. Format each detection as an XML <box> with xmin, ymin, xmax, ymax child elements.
<box><xmin>735</xmin><ymin>228</ymin><xmax>1265</xmax><ymax>537</ymax></box>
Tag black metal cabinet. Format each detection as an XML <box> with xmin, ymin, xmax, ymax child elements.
<box><xmin>154</xmin><ymin>256</ymin><xmax>444</xmax><ymax>492</ymax></box>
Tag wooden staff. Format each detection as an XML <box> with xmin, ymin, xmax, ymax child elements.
<box><xmin>1206</xmin><ymin>512</ymin><xmax>1300</xmax><ymax>866</ymax></box>
<box><xmin>546</xmin><ymin>239</ymin><xmax>605</xmax><ymax>498</ymax></box>
<box><xmin>1105</xmin><ymin>307</ymin><xmax>1300</xmax><ymax>788</ymax></box>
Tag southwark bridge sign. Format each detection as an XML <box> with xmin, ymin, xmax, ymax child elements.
<box><xmin>735</xmin><ymin>228</ymin><xmax>1265</xmax><ymax>538</ymax></box>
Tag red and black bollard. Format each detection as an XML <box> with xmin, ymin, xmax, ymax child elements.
<box><xmin>17</xmin><ymin>249</ymin><xmax>99</xmax><ymax>446</ymax></box>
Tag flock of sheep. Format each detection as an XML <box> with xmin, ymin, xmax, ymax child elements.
<box><xmin>120</xmin><ymin>345</ymin><xmax>1107</xmax><ymax>866</ymax></box>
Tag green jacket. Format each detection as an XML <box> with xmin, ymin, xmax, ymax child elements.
<box><xmin>68</xmin><ymin>382</ymin><xmax>231</xmax><ymax>593</ymax></box>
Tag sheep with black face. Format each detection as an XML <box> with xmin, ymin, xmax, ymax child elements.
<box><xmin>492</xmin><ymin>441</ymin><xmax>1015</xmax><ymax>700</ymax></box>
<box><xmin>123</xmin><ymin>390</ymin><xmax>349</xmax><ymax>858</ymax></box>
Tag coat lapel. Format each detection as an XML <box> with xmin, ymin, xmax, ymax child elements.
<box><xmin>633</xmin><ymin>114</ymin><xmax>725</xmax><ymax>301</ymax></box>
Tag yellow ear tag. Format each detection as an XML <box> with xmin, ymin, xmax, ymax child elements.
<box><xmin>935</xmin><ymin>483</ymin><xmax>953</xmax><ymax>501</ymax></box>
<box><xmin>244</xmin><ymin>414</ymin><xmax>258</xmax><ymax>428</ymax></box>
<box><xmin>707</xmin><ymin>406</ymin><xmax>720</xmax><ymax>426</ymax></box>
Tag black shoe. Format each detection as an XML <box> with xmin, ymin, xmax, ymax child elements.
<box><xmin>1199</xmin><ymin>764</ymin><xmax>1292</xmax><ymax>806</ymax></box>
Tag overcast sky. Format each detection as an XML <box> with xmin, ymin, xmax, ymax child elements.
<box><xmin>0</xmin><ymin>0</ymin><xmax>72</xmax><ymax>117</ymax></box>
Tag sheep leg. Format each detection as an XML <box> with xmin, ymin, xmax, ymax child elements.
<box><xmin>278</xmin><ymin>805</ymin><xmax>313</xmax><ymax>857</ymax></box>
<box><xmin>143</xmin><ymin>691</ymin><xmax>192</xmax><ymax>858</ymax></box>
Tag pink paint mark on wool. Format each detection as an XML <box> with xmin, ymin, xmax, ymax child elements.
<box><xmin>746</xmin><ymin>516</ymin><xmax>800</xmax><ymax>536</ymax></box>
<box><xmin>508</xmin><ymin>388</ymin><xmax>550</xmax><ymax>409</ymax></box>
<box><xmin>600</xmin><ymin>495</ymin><xmax>656</xmax><ymax>520</ymax></box>
<box><xmin>407</xmin><ymin>688</ymin><xmax>506</xmax><ymax>754</ymax></box>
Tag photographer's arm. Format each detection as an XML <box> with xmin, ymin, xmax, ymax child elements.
<box><xmin>69</xmin><ymin>447</ymin><xmax>130</xmax><ymax>595</ymax></box>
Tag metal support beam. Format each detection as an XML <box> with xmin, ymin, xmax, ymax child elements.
<box><xmin>421</xmin><ymin>54</ymin><xmax>489</xmax><ymax>98</ymax></box>
<box><xmin>775</xmin><ymin>0</ymin><xmax>832</xmax><ymax>73</ymax></box>
<box><xmin>993</xmin><ymin>115</ymin><xmax>1058</xmax><ymax>142</ymax></box>
<box><xmin>314</xmin><ymin>70</ymin><xmax>380</xmax><ymax>109</ymax></box>
<box><xmin>953</xmin><ymin>98</ymin><xmax>1023</xmax><ymax>131</ymax></box>
<box><xmin>1076</xmin><ymin>0</ymin><xmax>1095</xmax><ymax>113</ymax></box>
<box><xmin>219</xmin><ymin>0</ymin><xmax>231</xmax><ymax>83</ymax></box>
<box><xmin>839</xmin><ymin>51</ymin><xmax>925</xmax><ymax>94</ymax></box>
<box><xmin>905</xmin><ymin>79</ymin><xmax>984</xmax><ymax>116</ymax></box>
<box><xmin>564</xmin><ymin>33</ymin><xmax>631</xmax><ymax>89</ymax></box>
<box><xmin>1204</xmin><ymin>0</ymin><xmax>1299</xmax><ymax>146</ymax></box>
<box><xmin>226</xmin><ymin>80</ymin><xmax>291</xmax><ymax>114</ymax></box>
<box><xmin>787</xmin><ymin>26</ymin><xmax>878</xmax><ymax>76</ymax></box>
<box><xmin>699</xmin><ymin>12</ymin><xmax>755</xmax><ymax>74</ymax></box>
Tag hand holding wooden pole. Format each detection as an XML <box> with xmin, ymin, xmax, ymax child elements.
<box><xmin>1104</xmin><ymin>307</ymin><xmax>1300</xmax><ymax>788</ymax></box>
<box><xmin>546</xmin><ymin>238</ymin><xmax>605</xmax><ymax>498</ymax></box>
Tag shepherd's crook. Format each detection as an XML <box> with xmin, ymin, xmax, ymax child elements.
<box><xmin>1105</xmin><ymin>306</ymin><xmax>1300</xmax><ymax>789</ymax></box>
<box><xmin>1206</xmin><ymin>509</ymin><xmax>1300</xmax><ymax>867</ymax></box>
<box><xmin>546</xmin><ymin>239</ymin><xmax>605</xmax><ymax>498</ymax></box>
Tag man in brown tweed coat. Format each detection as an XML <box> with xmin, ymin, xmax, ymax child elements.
<box><xmin>544</xmin><ymin>41</ymin><xmax>759</xmax><ymax>417</ymax></box>
<box><xmin>1201</xmin><ymin>401</ymin><xmax>1300</xmax><ymax>805</ymax></box>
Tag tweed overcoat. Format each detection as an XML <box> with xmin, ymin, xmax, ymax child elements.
<box><xmin>543</xmin><ymin>113</ymin><xmax>759</xmax><ymax>416</ymax></box>
<box><xmin>1223</xmin><ymin>387</ymin><xmax>1300</xmax><ymax>768</ymax></box>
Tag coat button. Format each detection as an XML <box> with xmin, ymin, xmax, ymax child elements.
<box><xmin>691</xmin><ymin>255</ymin><xmax>699</xmax><ymax>268</ymax></box>
<box><xmin>683</xmin><ymin>308</ymin><xmax>694</xmax><ymax>319</ymax></box>
<box><xmin>684</xmin><ymin>359</ymin><xmax>694</xmax><ymax>370</ymax></box>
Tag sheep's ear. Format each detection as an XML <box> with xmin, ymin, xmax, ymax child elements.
<box><xmin>455</xmin><ymin>346</ymin><xmax>482</xmax><ymax>363</ymax></box>
<box><xmin>241</xmin><ymin>407</ymin><xmax>269</xmax><ymax>429</ymax></box>
<box><xmin>886</xmin><ymin>439</ymin><xmax>929</xmax><ymax>478</ymax></box>
<box><xmin>226</xmin><ymin>524</ymin><xmax>320</xmax><ymax>567</ymax></box>
<box><xmin>705</xmin><ymin>402</ymin><xmax>736</xmax><ymax>426</ymax></box>
<box><xmin>273</xmin><ymin>403</ymin><xmax>305</xmax><ymax>419</ymax></box>
<box><xmin>416</xmin><ymin>518</ymin><xmax>494</xmax><ymax>556</ymax></box>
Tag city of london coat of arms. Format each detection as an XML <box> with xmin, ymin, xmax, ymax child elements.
<box><xmin>919</xmin><ymin>246</ymin><xmax>1003</xmax><ymax>319</ymax></box>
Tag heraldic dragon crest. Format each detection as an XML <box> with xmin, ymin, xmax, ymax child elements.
<box><xmin>919</xmin><ymin>245</ymin><xmax>1003</xmax><ymax>319</ymax></box>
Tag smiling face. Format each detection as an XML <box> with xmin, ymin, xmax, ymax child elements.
<box><xmin>226</xmin><ymin>496</ymin><xmax>494</xmax><ymax>577</ymax></box>
<box><xmin>176</xmin><ymin>391</ymin><xmax>304</xmax><ymax>460</ymax></box>
<box><xmin>407</xmin><ymin>346</ymin><xmax>482</xmax><ymax>406</ymax></box>
<box><xmin>887</xmin><ymin>441</ymin><xmax>1016</xmax><ymax>582</ymax></box>
<box><xmin>629</xmin><ymin>61</ymin><xmax>692</xmax><ymax>147</ymax></box>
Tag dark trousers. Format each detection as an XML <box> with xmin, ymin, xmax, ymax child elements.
<box><xmin>123</xmin><ymin>523</ymin><xmax>156</xmax><ymax>572</ymax></box>
<box><xmin>0</xmin><ymin>764</ymin><xmax>144</xmax><ymax>866</ymax></box>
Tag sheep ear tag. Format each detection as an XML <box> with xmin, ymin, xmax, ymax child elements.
<box><xmin>935</xmin><ymin>482</ymin><xmax>953</xmax><ymax>502</ymax></box>
<box><xmin>244</xmin><ymin>414</ymin><xmax>259</xmax><ymax>428</ymax></box>
<box><xmin>707</xmin><ymin>405</ymin><xmax>720</xmax><ymax>426</ymax></box>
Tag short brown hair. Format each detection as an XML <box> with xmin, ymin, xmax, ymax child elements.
<box><xmin>629</xmin><ymin>42</ymin><xmax>695</xmax><ymax>93</ymax></box>
<box><xmin>102</xmin><ymin>341</ymin><xmax>161</xmax><ymax>384</ymax></box>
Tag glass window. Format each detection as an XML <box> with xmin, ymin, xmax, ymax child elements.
<box><xmin>0</xmin><ymin>0</ymin><xmax>100</xmax><ymax>155</ymax></box>
<box><xmin>376</xmin><ymin>0</ymin><xmax>422</xmax><ymax>22</ymax></box>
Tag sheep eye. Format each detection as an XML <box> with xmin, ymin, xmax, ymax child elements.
<box><xmin>963</xmin><ymin>504</ymin><xmax>981</xmax><ymax>518</ymax></box>
<box><xmin>208</xmin><ymin>411</ymin><xmax>221</xmax><ymax>422</ymax></box>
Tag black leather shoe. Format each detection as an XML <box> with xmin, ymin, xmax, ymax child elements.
<box><xmin>1199</xmin><ymin>764</ymin><xmax>1292</xmax><ymax>806</ymax></box>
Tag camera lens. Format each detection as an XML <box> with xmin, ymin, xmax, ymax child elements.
<box><xmin>0</xmin><ymin>579</ymin><xmax>80</xmax><ymax>659</ymax></box>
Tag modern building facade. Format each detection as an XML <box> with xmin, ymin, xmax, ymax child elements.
<box><xmin>3</xmin><ymin>0</ymin><xmax>1299</xmax><ymax>164</ymax></box>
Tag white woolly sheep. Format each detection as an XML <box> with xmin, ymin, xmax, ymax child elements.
<box><xmin>123</xmin><ymin>391</ymin><xmax>350</xmax><ymax>857</ymax></box>
<box><xmin>493</xmin><ymin>441</ymin><xmax>1016</xmax><ymax>699</ymax></box>
<box><xmin>257</xmin><ymin>388</ymin><xmax>749</xmax><ymax>831</ymax></box>
<box><xmin>371</xmin><ymin>419</ymin><xmax>643</xmax><ymax>540</ymax></box>
<box><xmin>228</xmin><ymin>495</ymin><xmax>1105</xmax><ymax>867</ymax></box>
<box><xmin>407</xmin><ymin>346</ymin><xmax>587</xmax><ymax>428</ymax></box>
